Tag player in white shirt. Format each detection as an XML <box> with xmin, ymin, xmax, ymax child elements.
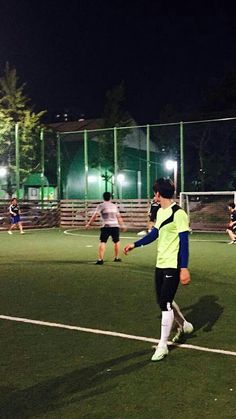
<box><xmin>86</xmin><ymin>192</ymin><xmax>125</xmax><ymax>264</ymax></box>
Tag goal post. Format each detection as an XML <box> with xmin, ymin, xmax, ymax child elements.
<box><xmin>179</xmin><ymin>191</ymin><xmax>236</xmax><ymax>232</ymax></box>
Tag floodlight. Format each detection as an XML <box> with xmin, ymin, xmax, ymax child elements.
<box><xmin>117</xmin><ymin>174</ymin><xmax>125</xmax><ymax>184</ymax></box>
<box><xmin>165</xmin><ymin>160</ymin><xmax>176</xmax><ymax>171</ymax></box>
<box><xmin>88</xmin><ymin>175</ymin><xmax>97</xmax><ymax>183</ymax></box>
<box><xmin>0</xmin><ymin>167</ymin><xmax>7</xmax><ymax>178</ymax></box>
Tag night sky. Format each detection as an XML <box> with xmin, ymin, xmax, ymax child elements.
<box><xmin>1</xmin><ymin>0</ymin><xmax>236</xmax><ymax>123</ymax></box>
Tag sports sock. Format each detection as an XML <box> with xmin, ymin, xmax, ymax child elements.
<box><xmin>159</xmin><ymin>309</ymin><xmax>174</xmax><ymax>347</ymax></box>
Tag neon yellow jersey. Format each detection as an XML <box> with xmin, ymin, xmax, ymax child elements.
<box><xmin>154</xmin><ymin>202</ymin><xmax>189</xmax><ymax>269</ymax></box>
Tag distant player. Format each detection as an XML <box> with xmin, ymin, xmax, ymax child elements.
<box><xmin>8</xmin><ymin>198</ymin><xmax>24</xmax><ymax>234</ymax></box>
<box><xmin>148</xmin><ymin>196</ymin><xmax>161</xmax><ymax>232</ymax></box>
<box><xmin>137</xmin><ymin>196</ymin><xmax>161</xmax><ymax>236</ymax></box>
<box><xmin>226</xmin><ymin>202</ymin><xmax>236</xmax><ymax>244</ymax></box>
<box><xmin>124</xmin><ymin>178</ymin><xmax>193</xmax><ymax>361</ymax></box>
<box><xmin>85</xmin><ymin>192</ymin><xmax>125</xmax><ymax>265</ymax></box>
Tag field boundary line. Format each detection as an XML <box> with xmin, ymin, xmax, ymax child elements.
<box><xmin>63</xmin><ymin>228</ymin><xmax>227</xmax><ymax>243</ymax></box>
<box><xmin>0</xmin><ymin>315</ymin><xmax>235</xmax><ymax>357</ymax></box>
<box><xmin>0</xmin><ymin>227</ymin><xmax>60</xmax><ymax>234</ymax></box>
<box><xmin>64</xmin><ymin>229</ymin><xmax>227</xmax><ymax>242</ymax></box>
<box><xmin>64</xmin><ymin>229</ymin><xmax>137</xmax><ymax>239</ymax></box>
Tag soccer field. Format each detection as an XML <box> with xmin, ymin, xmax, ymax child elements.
<box><xmin>0</xmin><ymin>229</ymin><xmax>235</xmax><ymax>419</ymax></box>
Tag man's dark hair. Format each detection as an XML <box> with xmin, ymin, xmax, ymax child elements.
<box><xmin>153</xmin><ymin>178</ymin><xmax>175</xmax><ymax>199</ymax></box>
<box><xmin>103</xmin><ymin>192</ymin><xmax>111</xmax><ymax>201</ymax></box>
<box><xmin>228</xmin><ymin>202</ymin><xmax>235</xmax><ymax>209</ymax></box>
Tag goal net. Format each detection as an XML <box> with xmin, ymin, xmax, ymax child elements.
<box><xmin>179</xmin><ymin>191</ymin><xmax>236</xmax><ymax>232</ymax></box>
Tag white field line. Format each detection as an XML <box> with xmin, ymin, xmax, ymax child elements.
<box><xmin>0</xmin><ymin>315</ymin><xmax>235</xmax><ymax>357</ymax></box>
<box><xmin>64</xmin><ymin>230</ymin><xmax>227</xmax><ymax>242</ymax></box>
<box><xmin>0</xmin><ymin>227</ymin><xmax>59</xmax><ymax>234</ymax></box>
<box><xmin>64</xmin><ymin>229</ymin><xmax>138</xmax><ymax>240</ymax></box>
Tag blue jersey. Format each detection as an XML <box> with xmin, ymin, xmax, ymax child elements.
<box><xmin>9</xmin><ymin>204</ymin><xmax>20</xmax><ymax>216</ymax></box>
<box><xmin>9</xmin><ymin>203</ymin><xmax>21</xmax><ymax>224</ymax></box>
<box><xmin>230</xmin><ymin>210</ymin><xmax>236</xmax><ymax>222</ymax></box>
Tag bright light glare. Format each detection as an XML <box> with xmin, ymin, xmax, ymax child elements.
<box><xmin>0</xmin><ymin>167</ymin><xmax>7</xmax><ymax>178</ymax></box>
<box><xmin>117</xmin><ymin>174</ymin><xmax>125</xmax><ymax>184</ymax></box>
<box><xmin>165</xmin><ymin>160</ymin><xmax>177</xmax><ymax>171</ymax></box>
<box><xmin>88</xmin><ymin>175</ymin><xmax>97</xmax><ymax>183</ymax></box>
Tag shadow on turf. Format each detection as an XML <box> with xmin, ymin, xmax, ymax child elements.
<box><xmin>0</xmin><ymin>349</ymin><xmax>150</xmax><ymax>418</ymax></box>
<box><xmin>171</xmin><ymin>294</ymin><xmax>224</xmax><ymax>345</ymax></box>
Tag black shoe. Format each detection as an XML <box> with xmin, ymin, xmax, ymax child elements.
<box><xmin>114</xmin><ymin>258</ymin><xmax>122</xmax><ymax>262</ymax></box>
<box><xmin>95</xmin><ymin>260</ymin><xmax>104</xmax><ymax>265</ymax></box>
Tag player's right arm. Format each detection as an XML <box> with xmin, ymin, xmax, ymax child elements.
<box><xmin>85</xmin><ymin>211</ymin><xmax>98</xmax><ymax>229</ymax></box>
<box><xmin>123</xmin><ymin>227</ymin><xmax>159</xmax><ymax>254</ymax></box>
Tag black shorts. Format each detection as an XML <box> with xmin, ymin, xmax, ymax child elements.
<box><xmin>154</xmin><ymin>268</ymin><xmax>180</xmax><ymax>311</ymax></box>
<box><xmin>100</xmin><ymin>227</ymin><xmax>120</xmax><ymax>243</ymax></box>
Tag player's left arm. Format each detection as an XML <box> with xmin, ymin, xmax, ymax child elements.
<box><xmin>117</xmin><ymin>214</ymin><xmax>126</xmax><ymax>231</ymax></box>
<box><xmin>179</xmin><ymin>231</ymin><xmax>190</xmax><ymax>285</ymax></box>
<box><xmin>175</xmin><ymin>210</ymin><xmax>191</xmax><ymax>285</ymax></box>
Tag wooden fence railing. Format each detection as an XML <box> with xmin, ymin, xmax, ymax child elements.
<box><xmin>0</xmin><ymin>199</ymin><xmax>150</xmax><ymax>231</ymax></box>
<box><xmin>0</xmin><ymin>200</ymin><xmax>60</xmax><ymax>231</ymax></box>
<box><xmin>60</xmin><ymin>199</ymin><xmax>150</xmax><ymax>230</ymax></box>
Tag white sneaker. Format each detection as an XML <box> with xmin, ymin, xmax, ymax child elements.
<box><xmin>172</xmin><ymin>320</ymin><xmax>194</xmax><ymax>343</ymax></box>
<box><xmin>228</xmin><ymin>241</ymin><xmax>235</xmax><ymax>245</ymax></box>
<box><xmin>8</xmin><ymin>231</ymin><xmax>13</xmax><ymax>235</ymax></box>
<box><xmin>151</xmin><ymin>345</ymin><xmax>169</xmax><ymax>361</ymax></box>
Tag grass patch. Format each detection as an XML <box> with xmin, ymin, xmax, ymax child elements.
<box><xmin>0</xmin><ymin>229</ymin><xmax>235</xmax><ymax>418</ymax></box>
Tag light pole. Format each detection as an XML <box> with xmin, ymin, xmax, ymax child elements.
<box><xmin>165</xmin><ymin>159</ymin><xmax>178</xmax><ymax>198</ymax></box>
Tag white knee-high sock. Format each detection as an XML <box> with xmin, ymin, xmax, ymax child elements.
<box><xmin>159</xmin><ymin>309</ymin><xmax>174</xmax><ymax>347</ymax></box>
<box><xmin>172</xmin><ymin>300</ymin><xmax>186</xmax><ymax>327</ymax></box>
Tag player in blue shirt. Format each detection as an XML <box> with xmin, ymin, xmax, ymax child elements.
<box><xmin>8</xmin><ymin>198</ymin><xmax>24</xmax><ymax>234</ymax></box>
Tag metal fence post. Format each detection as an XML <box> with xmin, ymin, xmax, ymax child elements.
<box><xmin>146</xmin><ymin>124</ymin><xmax>150</xmax><ymax>199</ymax></box>
<box><xmin>113</xmin><ymin>127</ymin><xmax>118</xmax><ymax>199</ymax></box>
<box><xmin>15</xmin><ymin>122</ymin><xmax>20</xmax><ymax>199</ymax></box>
<box><xmin>84</xmin><ymin>129</ymin><xmax>88</xmax><ymax>201</ymax></box>
<box><xmin>40</xmin><ymin>128</ymin><xmax>44</xmax><ymax>207</ymax></box>
<box><xmin>180</xmin><ymin>121</ymin><xmax>184</xmax><ymax>192</ymax></box>
<box><xmin>57</xmin><ymin>134</ymin><xmax>61</xmax><ymax>200</ymax></box>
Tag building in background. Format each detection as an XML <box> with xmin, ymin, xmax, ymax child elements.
<box><xmin>49</xmin><ymin>119</ymin><xmax>161</xmax><ymax>199</ymax></box>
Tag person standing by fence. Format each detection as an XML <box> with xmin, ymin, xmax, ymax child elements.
<box><xmin>8</xmin><ymin>198</ymin><xmax>24</xmax><ymax>235</ymax></box>
<box><xmin>86</xmin><ymin>192</ymin><xmax>125</xmax><ymax>265</ymax></box>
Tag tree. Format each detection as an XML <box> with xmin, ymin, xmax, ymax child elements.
<box><xmin>184</xmin><ymin>70</ymin><xmax>236</xmax><ymax>191</ymax></box>
<box><xmin>91</xmin><ymin>82</ymin><xmax>133</xmax><ymax>192</ymax></box>
<box><xmin>0</xmin><ymin>63</ymin><xmax>45</xmax><ymax>195</ymax></box>
<box><xmin>102</xmin><ymin>81</ymin><xmax>131</xmax><ymax>128</ymax></box>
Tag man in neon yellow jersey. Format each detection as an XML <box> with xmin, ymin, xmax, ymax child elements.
<box><xmin>124</xmin><ymin>178</ymin><xmax>193</xmax><ymax>361</ymax></box>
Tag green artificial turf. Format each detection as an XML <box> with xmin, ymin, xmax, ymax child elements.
<box><xmin>0</xmin><ymin>229</ymin><xmax>235</xmax><ymax>418</ymax></box>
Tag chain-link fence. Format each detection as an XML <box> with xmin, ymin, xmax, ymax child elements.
<box><xmin>1</xmin><ymin>117</ymin><xmax>236</xmax><ymax>200</ymax></box>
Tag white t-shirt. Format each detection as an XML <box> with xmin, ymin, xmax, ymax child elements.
<box><xmin>95</xmin><ymin>201</ymin><xmax>120</xmax><ymax>227</ymax></box>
